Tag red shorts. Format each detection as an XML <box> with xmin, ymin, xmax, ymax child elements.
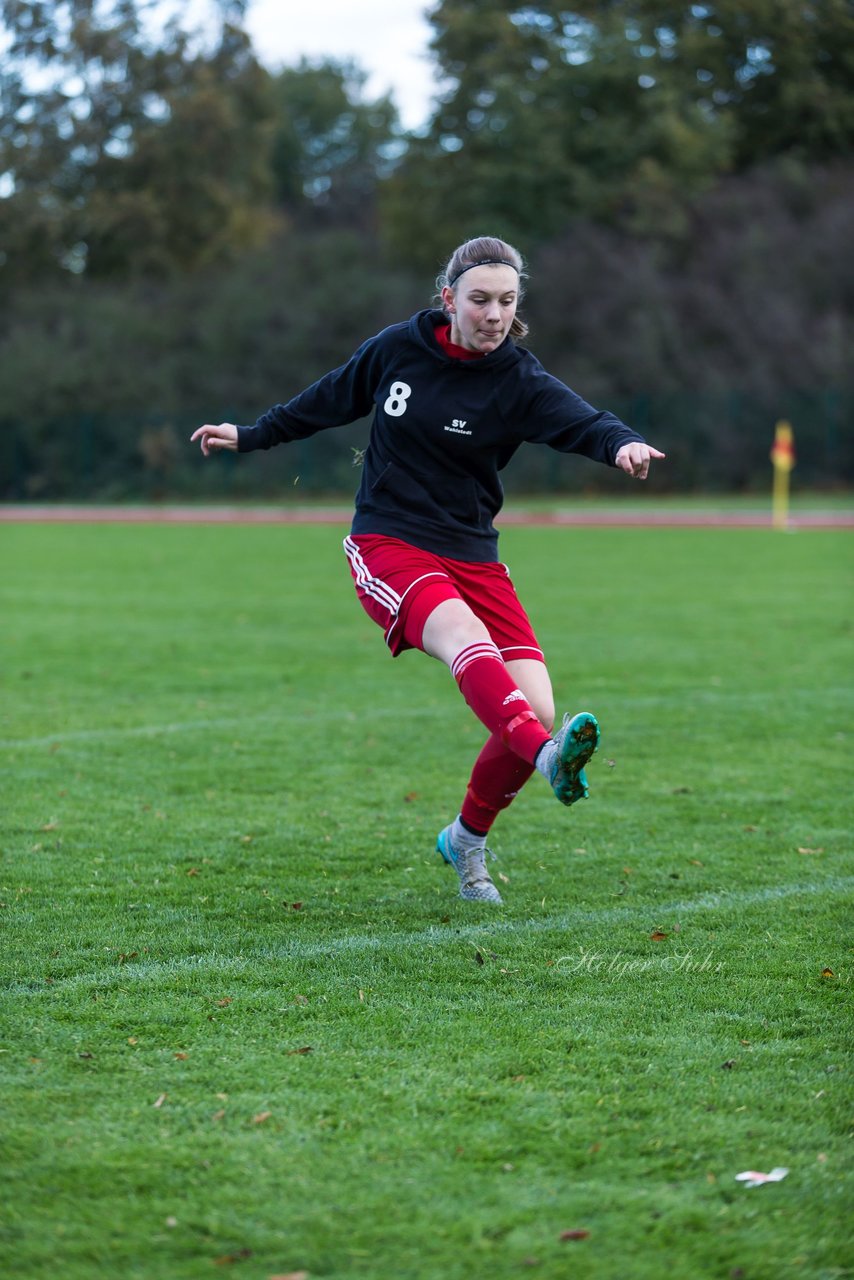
<box><xmin>343</xmin><ymin>534</ymin><xmax>545</xmax><ymax>660</ymax></box>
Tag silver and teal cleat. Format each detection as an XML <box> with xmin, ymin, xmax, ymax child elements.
<box><xmin>549</xmin><ymin>711</ymin><xmax>600</xmax><ymax>806</ymax></box>
<box><xmin>436</xmin><ymin>825</ymin><xmax>503</xmax><ymax>904</ymax></box>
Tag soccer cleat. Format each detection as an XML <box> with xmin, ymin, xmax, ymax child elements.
<box><xmin>549</xmin><ymin>711</ymin><xmax>600</xmax><ymax>806</ymax></box>
<box><xmin>436</xmin><ymin>825</ymin><xmax>503</xmax><ymax>904</ymax></box>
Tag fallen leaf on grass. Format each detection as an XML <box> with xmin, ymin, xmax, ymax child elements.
<box><xmin>560</xmin><ymin>1229</ymin><xmax>591</xmax><ymax>1241</ymax></box>
<box><xmin>286</xmin><ymin>1046</ymin><xmax>313</xmax><ymax>1056</ymax></box>
<box><xmin>293</xmin><ymin>994</ymin><xmax>309</xmax><ymax>1005</ymax></box>
<box><xmin>174</xmin><ymin>1052</ymin><xmax>189</xmax><ymax>1060</ymax></box>
<box><xmin>797</xmin><ymin>847</ymin><xmax>824</xmax><ymax>855</ymax></box>
<box><xmin>269</xmin><ymin>1272</ymin><xmax>310</xmax><ymax>1279</ymax></box>
<box><xmin>216</xmin><ymin>998</ymin><xmax>233</xmax><ymax>1007</ymax></box>
<box><xmin>214</xmin><ymin>1249</ymin><xmax>252</xmax><ymax>1265</ymax></box>
<box><xmin>127</xmin><ymin>1037</ymin><xmax>138</xmax><ymax>1045</ymax></box>
<box><xmin>153</xmin><ymin>1093</ymin><xmax>167</xmax><ymax>1108</ymax></box>
<box><xmin>290</xmin><ymin>902</ymin><xmax>304</xmax><ymax>911</ymax></box>
<box><xmin>403</xmin><ymin>792</ymin><xmax>418</xmax><ymax>803</ymax></box>
<box><xmin>186</xmin><ymin>867</ymin><xmax>201</xmax><ymax>877</ymax></box>
<box><xmin>821</xmin><ymin>968</ymin><xmax>835</xmax><ymax>979</ymax></box>
<box><xmin>650</xmin><ymin>930</ymin><xmax>668</xmax><ymax>942</ymax></box>
<box><xmin>721</xmin><ymin>1059</ymin><xmax>737</xmax><ymax>1070</ymax></box>
<box><xmin>735</xmin><ymin>1167</ymin><xmax>789</xmax><ymax>1187</ymax></box>
<box><xmin>252</xmin><ymin>1112</ymin><xmax>272</xmax><ymax>1124</ymax></box>
<box><xmin>474</xmin><ymin>951</ymin><xmax>485</xmax><ymax>966</ymax></box>
<box><xmin>212</xmin><ymin>1109</ymin><xmax>226</xmax><ymax>1122</ymax></box>
<box><xmin>498</xmin><ymin>872</ymin><xmax>510</xmax><ymax>884</ymax></box>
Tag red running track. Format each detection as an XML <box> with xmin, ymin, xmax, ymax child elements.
<box><xmin>0</xmin><ymin>504</ymin><xmax>851</xmax><ymax>528</ymax></box>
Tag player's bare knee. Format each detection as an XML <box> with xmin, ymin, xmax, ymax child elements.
<box><xmin>533</xmin><ymin>697</ymin><xmax>555</xmax><ymax>733</ymax></box>
<box><xmin>422</xmin><ymin>598</ymin><xmax>489</xmax><ymax>662</ymax></box>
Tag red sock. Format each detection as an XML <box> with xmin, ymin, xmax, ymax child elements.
<box><xmin>451</xmin><ymin>641</ymin><xmax>550</xmax><ymax>765</ymax></box>
<box><xmin>461</xmin><ymin>733</ymin><xmax>536</xmax><ymax>833</ymax></box>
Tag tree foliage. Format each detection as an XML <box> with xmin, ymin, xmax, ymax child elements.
<box><xmin>0</xmin><ymin>0</ymin><xmax>851</xmax><ymax>498</ymax></box>
<box><xmin>0</xmin><ymin>0</ymin><xmax>276</xmax><ymax>279</ymax></box>
<box><xmin>3</xmin><ymin>0</ymin><xmax>852</xmax><ymax>281</ymax></box>
<box><xmin>270</xmin><ymin>59</ymin><xmax>401</xmax><ymax>228</ymax></box>
<box><xmin>381</xmin><ymin>0</ymin><xmax>854</xmax><ymax>264</ymax></box>
<box><xmin>617</xmin><ymin>0</ymin><xmax>854</xmax><ymax>165</ymax></box>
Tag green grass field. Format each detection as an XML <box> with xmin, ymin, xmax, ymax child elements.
<box><xmin>1</xmin><ymin>520</ymin><xmax>851</xmax><ymax>1280</ymax></box>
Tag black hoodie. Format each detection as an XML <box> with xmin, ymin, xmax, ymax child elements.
<box><xmin>236</xmin><ymin>309</ymin><xmax>645</xmax><ymax>562</ymax></box>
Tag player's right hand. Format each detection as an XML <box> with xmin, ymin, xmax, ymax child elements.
<box><xmin>190</xmin><ymin>423</ymin><xmax>239</xmax><ymax>457</ymax></box>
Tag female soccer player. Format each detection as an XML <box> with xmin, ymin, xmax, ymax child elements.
<box><xmin>191</xmin><ymin>236</ymin><xmax>664</xmax><ymax>904</ymax></box>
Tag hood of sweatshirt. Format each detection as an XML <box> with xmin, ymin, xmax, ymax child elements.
<box><xmin>407</xmin><ymin>309</ymin><xmax>526</xmax><ymax>372</ymax></box>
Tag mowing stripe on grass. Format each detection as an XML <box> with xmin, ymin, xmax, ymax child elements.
<box><xmin>152</xmin><ymin>874</ymin><xmax>854</xmax><ymax>959</ymax></box>
<box><xmin>3</xmin><ymin>685</ymin><xmax>851</xmax><ymax>752</ymax></box>
<box><xmin>0</xmin><ymin>706</ymin><xmax>439</xmax><ymax>751</ymax></box>
<box><xmin>6</xmin><ymin>876</ymin><xmax>848</xmax><ymax>996</ymax></box>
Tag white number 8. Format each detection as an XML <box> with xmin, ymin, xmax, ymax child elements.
<box><xmin>384</xmin><ymin>381</ymin><xmax>412</xmax><ymax>417</ymax></box>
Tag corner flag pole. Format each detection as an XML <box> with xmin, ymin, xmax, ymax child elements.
<box><xmin>770</xmin><ymin>420</ymin><xmax>795</xmax><ymax>530</ymax></box>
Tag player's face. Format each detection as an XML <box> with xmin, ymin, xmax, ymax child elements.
<box><xmin>442</xmin><ymin>265</ymin><xmax>519</xmax><ymax>353</ymax></box>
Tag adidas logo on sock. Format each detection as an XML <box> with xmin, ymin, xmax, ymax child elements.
<box><xmin>502</xmin><ymin>689</ymin><xmax>526</xmax><ymax>706</ymax></box>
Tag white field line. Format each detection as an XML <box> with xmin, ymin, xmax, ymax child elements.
<box><xmin>0</xmin><ymin>706</ymin><xmax>426</xmax><ymax>751</ymax></box>
<box><xmin>238</xmin><ymin>875</ymin><xmax>854</xmax><ymax>958</ymax></box>
<box><xmin>0</xmin><ymin>714</ymin><xmax>283</xmax><ymax>751</ymax></box>
<box><xmin>7</xmin><ymin>877</ymin><xmax>851</xmax><ymax>995</ymax></box>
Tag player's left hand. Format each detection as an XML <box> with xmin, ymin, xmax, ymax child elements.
<box><xmin>615</xmin><ymin>442</ymin><xmax>666</xmax><ymax>480</ymax></box>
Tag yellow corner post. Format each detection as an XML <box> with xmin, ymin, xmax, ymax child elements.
<box><xmin>770</xmin><ymin>420</ymin><xmax>795</xmax><ymax>530</ymax></box>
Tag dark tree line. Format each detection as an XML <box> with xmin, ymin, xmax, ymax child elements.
<box><xmin>1</xmin><ymin>0</ymin><xmax>852</xmax><ymax>497</ymax></box>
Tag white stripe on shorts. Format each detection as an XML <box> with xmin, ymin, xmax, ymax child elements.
<box><xmin>500</xmin><ymin>644</ymin><xmax>545</xmax><ymax>660</ymax></box>
<box><xmin>343</xmin><ymin>536</ymin><xmax>401</xmax><ymax>617</ymax></box>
